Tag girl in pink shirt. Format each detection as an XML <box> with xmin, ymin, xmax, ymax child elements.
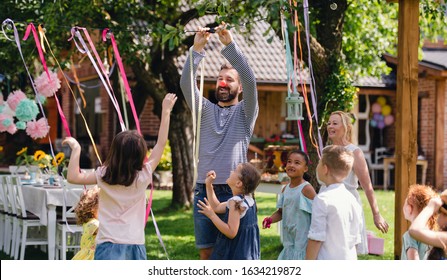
<box><xmin>63</xmin><ymin>93</ymin><xmax>177</xmax><ymax>260</ymax></box>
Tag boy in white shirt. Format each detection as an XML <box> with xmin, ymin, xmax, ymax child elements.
<box><xmin>306</xmin><ymin>145</ymin><xmax>363</xmax><ymax>260</ymax></box>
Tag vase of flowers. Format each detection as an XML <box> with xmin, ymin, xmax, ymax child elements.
<box><xmin>15</xmin><ymin>147</ymin><xmax>68</xmax><ymax>180</ymax></box>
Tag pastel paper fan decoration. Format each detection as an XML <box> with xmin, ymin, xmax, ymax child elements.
<box><xmin>0</xmin><ymin>103</ymin><xmax>14</xmax><ymax>117</ymax></box>
<box><xmin>16</xmin><ymin>121</ymin><xmax>26</xmax><ymax>130</ymax></box>
<box><xmin>6</xmin><ymin>90</ymin><xmax>27</xmax><ymax>110</ymax></box>
<box><xmin>35</xmin><ymin>71</ymin><xmax>61</xmax><ymax>97</ymax></box>
<box><xmin>15</xmin><ymin>98</ymin><xmax>39</xmax><ymax>121</ymax></box>
<box><xmin>26</xmin><ymin>118</ymin><xmax>49</xmax><ymax>139</ymax></box>
<box><xmin>6</xmin><ymin>123</ymin><xmax>17</xmax><ymax>134</ymax></box>
<box><xmin>0</xmin><ymin>113</ymin><xmax>13</xmax><ymax>132</ymax></box>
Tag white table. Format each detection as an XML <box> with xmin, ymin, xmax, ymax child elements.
<box><xmin>383</xmin><ymin>157</ymin><xmax>428</xmax><ymax>191</ymax></box>
<box><xmin>256</xmin><ymin>181</ymin><xmax>285</xmax><ymax>195</ymax></box>
<box><xmin>21</xmin><ymin>184</ymin><xmax>84</xmax><ymax>260</ymax></box>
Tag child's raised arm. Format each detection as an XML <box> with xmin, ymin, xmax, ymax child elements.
<box><xmin>197</xmin><ymin>198</ymin><xmax>241</xmax><ymax>239</ymax></box>
<box><xmin>148</xmin><ymin>93</ymin><xmax>177</xmax><ymax>172</ymax></box>
<box><xmin>62</xmin><ymin>137</ymin><xmax>97</xmax><ymax>185</ymax></box>
<box><xmin>409</xmin><ymin>196</ymin><xmax>447</xmax><ymax>248</ymax></box>
<box><xmin>204</xmin><ymin>170</ymin><xmax>226</xmax><ymax>213</ymax></box>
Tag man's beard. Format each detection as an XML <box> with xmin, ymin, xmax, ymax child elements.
<box><xmin>215</xmin><ymin>86</ymin><xmax>238</xmax><ymax>102</ymax></box>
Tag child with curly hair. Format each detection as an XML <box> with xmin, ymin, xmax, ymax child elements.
<box><xmin>401</xmin><ymin>184</ymin><xmax>438</xmax><ymax>260</ymax></box>
<box><xmin>410</xmin><ymin>189</ymin><xmax>447</xmax><ymax>260</ymax></box>
<box><xmin>72</xmin><ymin>187</ymin><xmax>100</xmax><ymax>260</ymax></box>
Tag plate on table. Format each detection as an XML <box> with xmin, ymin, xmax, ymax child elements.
<box><xmin>43</xmin><ymin>186</ymin><xmax>61</xmax><ymax>189</ymax></box>
<box><xmin>21</xmin><ymin>180</ymin><xmax>37</xmax><ymax>185</ymax></box>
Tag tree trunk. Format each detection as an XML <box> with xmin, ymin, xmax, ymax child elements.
<box><xmin>169</xmin><ymin>108</ymin><xmax>194</xmax><ymax>209</ymax></box>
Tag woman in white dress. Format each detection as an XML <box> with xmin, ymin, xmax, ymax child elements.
<box><xmin>326</xmin><ymin>111</ymin><xmax>389</xmax><ymax>254</ymax></box>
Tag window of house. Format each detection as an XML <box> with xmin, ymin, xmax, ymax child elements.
<box><xmin>73</xmin><ymin>79</ymin><xmax>102</xmax><ymax>144</ymax></box>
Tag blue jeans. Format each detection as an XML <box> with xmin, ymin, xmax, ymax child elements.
<box><xmin>193</xmin><ymin>183</ymin><xmax>233</xmax><ymax>249</ymax></box>
<box><xmin>94</xmin><ymin>242</ymin><xmax>146</xmax><ymax>260</ymax></box>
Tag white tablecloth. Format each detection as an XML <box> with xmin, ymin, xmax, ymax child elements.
<box><xmin>21</xmin><ymin>184</ymin><xmax>83</xmax><ymax>225</ymax></box>
<box><xmin>20</xmin><ymin>183</ymin><xmax>85</xmax><ymax>260</ymax></box>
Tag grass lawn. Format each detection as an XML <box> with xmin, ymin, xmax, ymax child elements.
<box><xmin>0</xmin><ymin>188</ymin><xmax>395</xmax><ymax>260</ymax></box>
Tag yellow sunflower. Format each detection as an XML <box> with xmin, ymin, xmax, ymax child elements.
<box><xmin>16</xmin><ymin>147</ymin><xmax>28</xmax><ymax>156</ymax></box>
<box><xmin>34</xmin><ymin>150</ymin><xmax>46</xmax><ymax>162</ymax></box>
<box><xmin>52</xmin><ymin>152</ymin><xmax>65</xmax><ymax>166</ymax></box>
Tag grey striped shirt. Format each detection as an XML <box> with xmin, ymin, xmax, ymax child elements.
<box><xmin>180</xmin><ymin>41</ymin><xmax>259</xmax><ymax>184</ymax></box>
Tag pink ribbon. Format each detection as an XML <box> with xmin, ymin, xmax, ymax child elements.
<box><xmin>68</xmin><ymin>27</ymin><xmax>127</xmax><ymax>132</ymax></box>
<box><xmin>2</xmin><ymin>19</ymin><xmax>57</xmax><ymax>162</ymax></box>
<box><xmin>54</xmin><ymin>91</ymin><xmax>71</xmax><ymax>137</ymax></box>
<box><xmin>102</xmin><ymin>28</ymin><xmax>141</xmax><ymax>134</ymax></box>
<box><xmin>23</xmin><ymin>23</ymin><xmax>51</xmax><ymax>81</ymax></box>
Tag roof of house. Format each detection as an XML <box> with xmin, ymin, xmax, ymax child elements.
<box><xmin>420</xmin><ymin>49</ymin><xmax>447</xmax><ymax>70</ymax></box>
<box><xmin>176</xmin><ymin>16</ymin><xmax>445</xmax><ymax>89</ymax></box>
<box><xmin>355</xmin><ymin>72</ymin><xmax>397</xmax><ymax>88</ymax></box>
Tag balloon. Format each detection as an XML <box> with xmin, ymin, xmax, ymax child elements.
<box><xmin>377</xmin><ymin>121</ymin><xmax>385</xmax><ymax>129</ymax></box>
<box><xmin>372</xmin><ymin>103</ymin><xmax>382</xmax><ymax>113</ymax></box>
<box><xmin>370</xmin><ymin>119</ymin><xmax>377</xmax><ymax>128</ymax></box>
<box><xmin>382</xmin><ymin>105</ymin><xmax>392</xmax><ymax>116</ymax></box>
<box><xmin>373</xmin><ymin>113</ymin><xmax>381</xmax><ymax>122</ymax></box>
<box><xmin>384</xmin><ymin>115</ymin><xmax>394</xmax><ymax>126</ymax></box>
<box><xmin>376</xmin><ymin>96</ymin><xmax>387</xmax><ymax>106</ymax></box>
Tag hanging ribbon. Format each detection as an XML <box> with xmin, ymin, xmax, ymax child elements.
<box><xmin>102</xmin><ymin>28</ymin><xmax>141</xmax><ymax>134</ymax></box>
<box><xmin>68</xmin><ymin>27</ymin><xmax>127</xmax><ymax>132</ymax></box>
<box><xmin>22</xmin><ymin>23</ymin><xmax>51</xmax><ymax>81</ymax></box>
<box><xmin>303</xmin><ymin>0</ymin><xmax>324</xmax><ymax>155</ymax></box>
<box><xmin>281</xmin><ymin>7</ymin><xmax>307</xmax><ymax>154</ymax></box>
<box><xmin>38</xmin><ymin>25</ymin><xmax>102</xmax><ymax>165</ymax></box>
<box><xmin>295</xmin><ymin>2</ymin><xmax>319</xmax><ymax>156</ymax></box>
<box><xmin>189</xmin><ymin>48</ymin><xmax>204</xmax><ymax>188</ymax></box>
<box><xmin>29</xmin><ymin>24</ymin><xmax>71</xmax><ymax>139</ymax></box>
<box><xmin>2</xmin><ymin>19</ymin><xmax>60</xmax><ymax>181</ymax></box>
<box><xmin>70</xmin><ymin>56</ymin><xmax>87</xmax><ymax>108</ymax></box>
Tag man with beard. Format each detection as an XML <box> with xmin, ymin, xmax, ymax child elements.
<box><xmin>180</xmin><ymin>23</ymin><xmax>259</xmax><ymax>260</ymax></box>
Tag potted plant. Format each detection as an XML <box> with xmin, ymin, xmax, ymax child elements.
<box><xmin>150</xmin><ymin>142</ymin><xmax>172</xmax><ymax>187</ymax></box>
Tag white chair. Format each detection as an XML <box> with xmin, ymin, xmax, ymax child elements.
<box><xmin>3</xmin><ymin>175</ymin><xmax>19</xmax><ymax>258</ymax></box>
<box><xmin>0</xmin><ymin>175</ymin><xmax>8</xmax><ymax>253</ymax></box>
<box><xmin>1</xmin><ymin>175</ymin><xmax>14</xmax><ymax>256</ymax></box>
<box><xmin>9</xmin><ymin>175</ymin><xmax>49</xmax><ymax>260</ymax></box>
<box><xmin>368</xmin><ymin>147</ymin><xmax>392</xmax><ymax>187</ymax></box>
<box><xmin>55</xmin><ymin>179</ymin><xmax>83</xmax><ymax>260</ymax></box>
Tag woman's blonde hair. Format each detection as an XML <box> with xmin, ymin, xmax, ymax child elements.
<box><xmin>328</xmin><ymin>111</ymin><xmax>354</xmax><ymax>143</ymax></box>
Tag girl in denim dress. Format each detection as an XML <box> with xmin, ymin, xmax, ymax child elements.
<box><xmin>197</xmin><ymin>163</ymin><xmax>261</xmax><ymax>259</ymax></box>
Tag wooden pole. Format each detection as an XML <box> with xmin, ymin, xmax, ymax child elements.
<box><xmin>435</xmin><ymin>79</ymin><xmax>446</xmax><ymax>190</ymax></box>
<box><xmin>394</xmin><ymin>0</ymin><xmax>419</xmax><ymax>260</ymax></box>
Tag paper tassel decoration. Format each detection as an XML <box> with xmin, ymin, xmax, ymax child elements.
<box><xmin>35</xmin><ymin>70</ymin><xmax>61</xmax><ymax>97</ymax></box>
